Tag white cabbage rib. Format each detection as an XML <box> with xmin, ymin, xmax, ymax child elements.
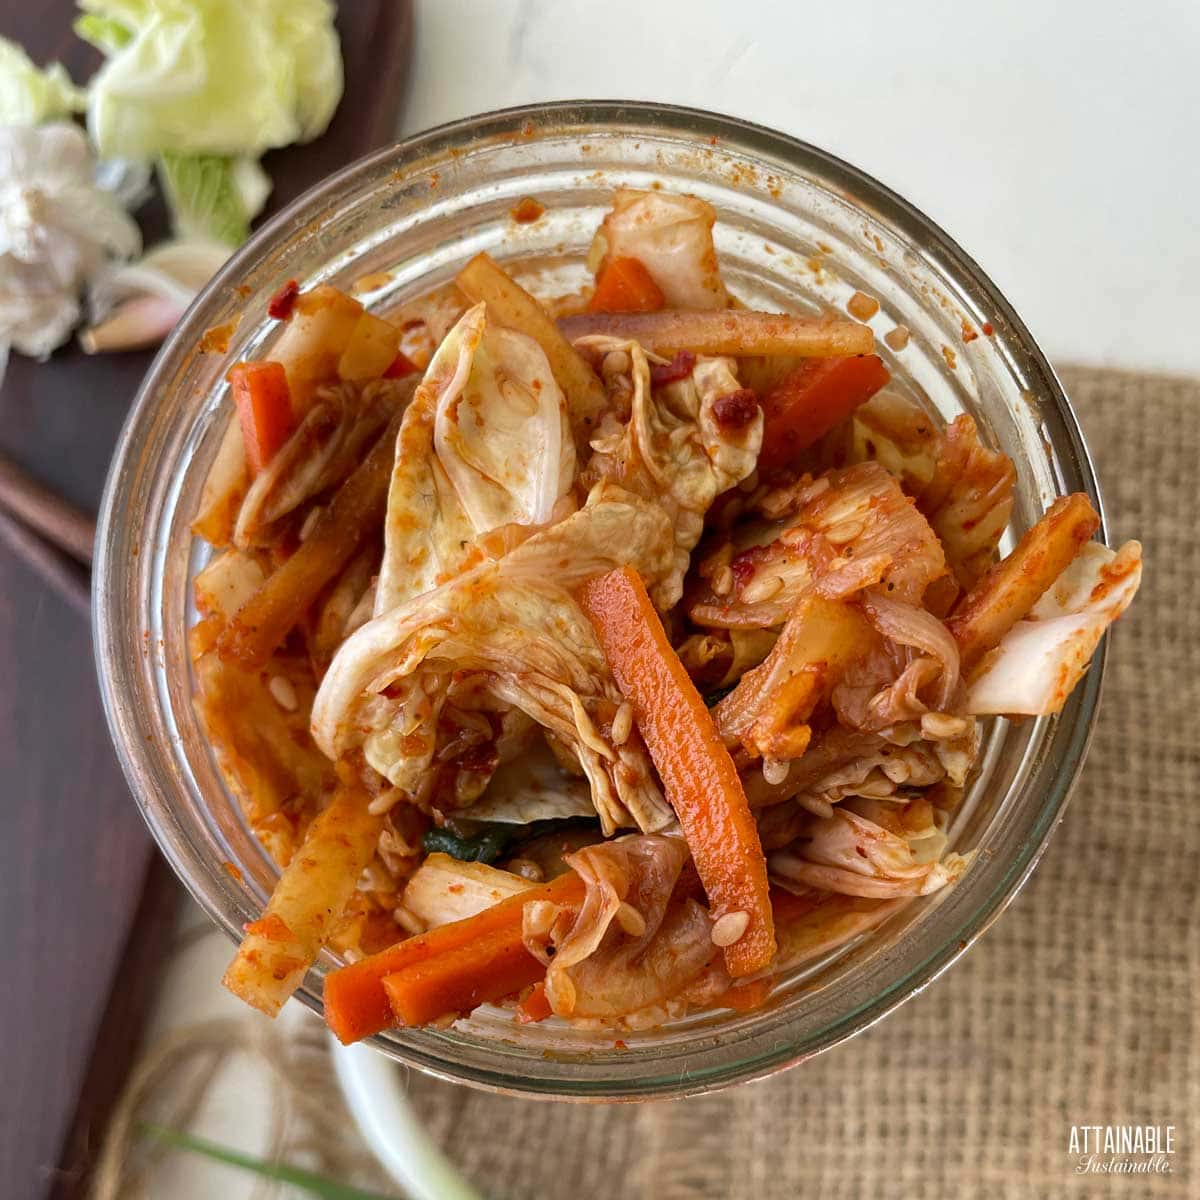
<box><xmin>312</xmin><ymin>488</ymin><xmax>677</xmax><ymax>833</ymax></box>
<box><xmin>689</xmin><ymin>462</ymin><xmax>947</xmax><ymax>629</ymax></box>
<box><xmin>964</xmin><ymin>540</ymin><xmax>1142</xmax><ymax>715</ymax></box>
<box><xmin>862</xmin><ymin>593</ymin><xmax>961</xmax><ymax>713</ymax></box>
<box><xmin>595</xmin><ymin>188</ymin><xmax>728</xmax><ymax>309</ymax></box>
<box><xmin>376</xmin><ymin>302</ymin><xmax>574</xmax><ymax>613</ymax></box>
<box><xmin>432</xmin><ymin>304</ymin><xmax>574</xmax><ymax>531</ymax></box>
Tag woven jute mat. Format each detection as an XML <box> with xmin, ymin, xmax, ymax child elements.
<box><xmin>96</xmin><ymin>368</ymin><xmax>1197</xmax><ymax>1200</ymax></box>
<box><xmin>400</xmin><ymin>367</ymin><xmax>1197</xmax><ymax>1199</ymax></box>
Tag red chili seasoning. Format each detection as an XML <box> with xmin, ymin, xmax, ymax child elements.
<box><xmin>649</xmin><ymin>350</ymin><xmax>696</xmax><ymax>387</ymax></box>
<box><xmin>982</xmin><ymin>322</ymin><xmax>995</xmax><ymax>336</ymax></box>
<box><xmin>711</xmin><ymin>388</ymin><xmax>760</xmax><ymax>429</ymax></box>
<box><xmin>730</xmin><ymin>553</ymin><xmax>757</xmax><ymax>587</ymax></box>
<box><xmin>267</xmin><ymin>278</ymin><xmax>300</xmax><ymax>320</ymax></box>
<box><xmin>383</xmin><ymin>351</ymin><xmax>418</xmax><ymax>379</ymax></box>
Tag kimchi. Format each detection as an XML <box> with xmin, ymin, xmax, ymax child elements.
<box><xmin>188</xmin><ymin>187</ymin><xmax>1141</xmax><ymax>1039</ymax></box>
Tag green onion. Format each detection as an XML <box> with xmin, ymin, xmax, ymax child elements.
<box><xmin>140</xmin><ymin>1124</ymin><xmax>398</xmax><ymax>1200</ymax></box>
<box><xmin>422</xmin><ymin>824</ymin><xmax>518</xmax><ymax>864</ymax></box>
<box><xmin>703</xmin><ymin>684</ymin><xmax>736</xmax><ymax>707</ymax></box>
<box><xmin>423</xmin><ymin>817</ymin><xmax>600</xmax><ymax>865</ymax></box>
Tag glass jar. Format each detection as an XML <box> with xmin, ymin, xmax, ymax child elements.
<box><xmin>94</xmin><ymin>101</ymin><xmax>1104</xmax><ymax>1099</ymax></box>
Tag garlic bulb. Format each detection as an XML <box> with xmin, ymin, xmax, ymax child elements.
<box><xmin>0</xmin><ymin>122</ymin><xmax>140</xmax><ymax>373</ymax></box>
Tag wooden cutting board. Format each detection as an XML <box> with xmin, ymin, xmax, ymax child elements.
<box><xmin>0</xmin><ymin>5</ymin><xmax>414</xmax><ymax>1197</ymax></box>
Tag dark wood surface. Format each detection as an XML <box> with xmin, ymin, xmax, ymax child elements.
<box><xmin>0</xmin><ymin>4</ymin><xmax>413</xmax><ymax>1195</ymax></box>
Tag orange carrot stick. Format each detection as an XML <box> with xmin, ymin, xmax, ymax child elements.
<box><xmin>757</xmin><ymin>354</ymin><xmax>890</xmax><ymax>472</ymax></box>
<box><xmin>382</xmin><ymin>929</ymin><xmax>545</xmax><ymax>1027</ymax></box>
<box><xmin>229</xmin><ymin>361</ymin><xmax>294</xmax><ymax>473</ymax></box>
<box><xmin>947</xmin><ymin>492</ymin><xmax>1100</xmax><ymax>669</ymax></box>
<box><xmin>713</xmin><ymin>978</ymin><xmax>771</xmax><ymax>1013</ymax></box>
<box><xmin>514</xmin><ymin>981</ymin><xmax>554</xmax><ymax>1024</ymax></box>
<box><xmin>324</xmin><ymin>871</ymin><xmax>584</xmax><ymax>1043</ymax></box>
<box><xmin>579</xmin><ymin>566</ymin><xmax>776</xmax><ymax>977</ymax></box>
<box><xmin>218</xmin><ymin>408</ymin><xmax>402</xmax><ymax>669</ymax></box>
<box><xmin>588</xmin><ymin>256</ymin><xmax>665</xmax><ymax>313</ymax></box>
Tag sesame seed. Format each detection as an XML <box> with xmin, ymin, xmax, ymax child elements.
<box><xmin>615</xmin><ymin>902</ymin><xmax>647</xmax><ymax>938</ymax></box>
<box><xmin>507</xmin><ymin>858</ymin><xmax>545</xmax><ymax>882</ymax></box>
<box><xmin>711</xmin><ymin>910</ymin><xmax>750</xmax><ymax>947</ymax></box>
<box><xmin>762</xmin><ymin>757</ymin><xmax>791</xmax><ymax>786</ymax></box>
<box><xmin>921</xmin><ymin>711</ymin><xmax>970</xmax><ymax>740</ymax></box>
<box><xmin>268</xmin><ymin>675</ymin><xmax>298</xmax><ymax>711</ymax></box>
<box><xmin>393</xmin><ymin>904</ymin><xmax>426</xmax><ymax>936</ymax></box>
<box><xmin>741</xmin><ymin>573</ymin><xmax>785</xmax><ymax>603</ymax></box>
<box><xmin>611</xmin><ymin>702</ymin><xmax>633</xmax><ymax>747</ymax></box>
<box><xmin>298</xmin><ymin>505</ymin><xmax>323</xmax><ymax>542</ymax></box>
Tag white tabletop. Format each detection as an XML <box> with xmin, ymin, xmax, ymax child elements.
<box><xmin>404</xmin><ymin>0</ymin><xmax>1199</xmax><ymax>376</ymax></box>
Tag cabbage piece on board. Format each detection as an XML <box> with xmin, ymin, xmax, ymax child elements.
<box><xmin>0</xmin><ymin>37</ymin><xmax>84</xmax><ymax>125</ymax></box>
<box><xmin>79</xmin><ymin>0</ymin><xmax>343</xmax><ymax>160</ymax></box>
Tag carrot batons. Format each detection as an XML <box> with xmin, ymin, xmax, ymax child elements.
<box><xmin>757</xmin><ymin>354</ymin><xmax>890</xmax><ymax>473</ymax></box>
<box><xmin>579</xmin><ymin>566</ymin><xmax>775</xmax><ymax>978</ymax></box>
<box><xmin>324</xmin><ymin>872</ymin><xmax>585</xmax><ymax>1043</ymax></box>
<box><xmin>381</xmin><ymin>929</ymin><xmax>545</xmax><ymax>1028</ymax></box>
<box><xmin>588</xmin><ymin>256</ymin><xmax>665</xmax><ymax>314</ymax></box>
<box><xmin>218</xmin><ymin>408</ymin><xmax>403</xmax><ymax>669</ymax></box>
<box><xmin>229</xmin><ymin>361</ymin><xmax>294</xmax><ymax>474</ymax></box>
<box><xmin>948</xmin><ymin>493</ymin><xmax>1100</xmax><ymax>669</ymax></box>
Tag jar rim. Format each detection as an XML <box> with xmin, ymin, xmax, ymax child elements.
<box><xmin>93</xmin><ymin>100</ymin><xmax>1104</xmax><ymax>1099</ymax></box>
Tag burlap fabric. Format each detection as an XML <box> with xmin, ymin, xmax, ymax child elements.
<box><xmin>99</xmin><ymin>368</ymin><xmax>1197</xmax><ymax>1200</ymax></box>
<box><xmin>399</xmin><ymin>368</ymin><xmax>1197</xmax><ymax>1199</ymax></box>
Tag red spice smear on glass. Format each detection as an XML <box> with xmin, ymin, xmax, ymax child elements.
<box><xmin>268</xmin><ymin>279</ymin><xmax>300</xmax><ymax>320</ymax></box>
<box><xmin>511</xmin><ymin>196</ymin><xmax>546</xmax><ymax>223</ymax></box>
